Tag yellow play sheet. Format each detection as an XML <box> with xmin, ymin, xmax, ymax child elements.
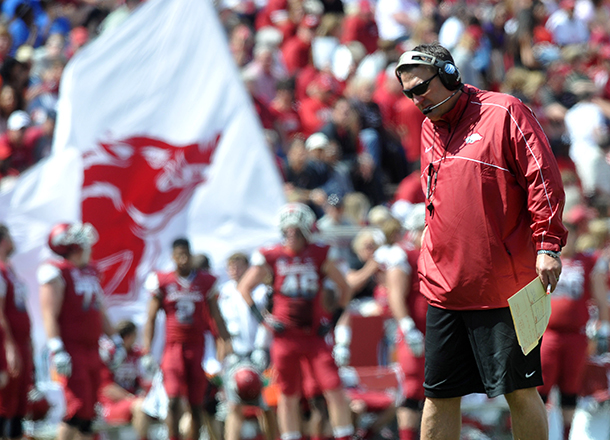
<box><xmin>508</xmin><ymin>277</ymin><xmax>552</xmax><ymax>355</ymax></box>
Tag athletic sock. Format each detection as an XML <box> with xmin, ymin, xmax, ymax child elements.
<box><xmin>398</xmin><ymin>428</ymin><xmax>418</xmax><ymax>440</ymax></box>
<box><xmin>280</xmin><ymin>431</ymin><xmax>302</xmax><ymax>440</ymax></box>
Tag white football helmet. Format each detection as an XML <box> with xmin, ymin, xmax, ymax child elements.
<box><xmin>278</xmin><ymin>203</ymin><xmax>316</xmax><ymax>241</ymax></box>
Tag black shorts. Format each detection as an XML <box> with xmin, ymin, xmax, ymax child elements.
<box><xmin>424</xmin><ymin>305</ymin><xmax>543</xmax><ymax>399</ymax></box>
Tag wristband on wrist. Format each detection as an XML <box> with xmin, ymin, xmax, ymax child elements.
<box><xmin>334</xmin><ymin>325</ymin><xmax>351</xmax><ymax>346</ymax></box>
<box><xmin>331</xmin><ymin>307</ymin><xmax>345</xmax><ymax>327</ymax></box>
<box><xmin>399</xmin><ymin>317</ymin><xmax>416</xmax><ymax>335</ymax></box>
<box><xmin>537</xmin><ymin>250</ymin><xmax>561</xmax><ymax>259</ymax></box>
<box><xmin>250</xmin><ymin>303</ymin><xmax>264</xmax><ymax>324</ymax></box>
<box><xmin>47</xmin><ymin>337</ymin><xmax>64</xmax><ymax>353</ymax></box>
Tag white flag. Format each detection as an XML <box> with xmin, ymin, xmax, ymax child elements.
<box><xmin>0</xmin><ymin>0</ymin><xmax>284</xmax><ymax>352</ymax></box>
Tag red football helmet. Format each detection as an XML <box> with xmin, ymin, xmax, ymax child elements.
<box><xmin>48</xmin><ymin>222</ymin><xmax>98</xmax><ymax>257</ymax></box>
<box><xmin>233</xmin><ymin>365</ymin><xmax>263</xmax><ymax>402</ymax></box>
<box><xmin>26</xmin><ymin>388</ymin><xmax>51</xmax><ymax>421</ymax></box>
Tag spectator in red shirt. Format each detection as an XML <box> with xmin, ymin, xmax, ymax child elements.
<box><xmin>229</xmin><ymin>24</ymin><xmax>254</xmax><ymax>68</ymax></box>
<box><xmin>0</xmin><ymin>85</ymin><xmax>21</xmax><ymax>134</ymax></box>
<box><xmin>394</xmin><ymin>96</ymin><xmax>425</xmax><ymax>164</ymax></box>
<box><xmin>340</xmin><ymin>0</ymin><xmax>379</xmax><ymax>55</ymax></box>
<box><xmin>294</xmin><ymin>64</ymin><xmax>319</xmax><ymax>102</ymax></box>
<box><xmin>298</xmin><ymin>72</ymin><xmax>337</xmax><ymax>136</ymax></box>
<box><xmin>255</xmin><ymin>0</ymin><xmax>287</xmax><ymax>30</ymax></box>
<box><xmin>242</xmin><ymin>43</ymin><xmax>288</xmax><ymax>105</ymax></box>
<box><xmin>243</xmin><ymin>69</ymin><xmax>278</xmax><ymax>130</ymax></box>
<box><xmin>373</xmin><ymin>67</ymin><xmax>403</xmax><ymax>131</ymax></box>
<box><xmin>0</xmin><ymin>110</ymin><xmax>39</xmax><ymax>174</ymax></box>
<box><xmin>281</xmin><ymin>14</ymin><xmax>318</xmax><ymax>75</ymax></box>
<box><xmin>270</xmin><ymin>78</ymin><xmax>302</xmax><ymax>145</ymax></box>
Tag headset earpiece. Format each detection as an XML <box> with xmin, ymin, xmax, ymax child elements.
<box><xmin>435</xmin><ymin>59</ymin><xmax>461</xmax><ymax>91</ymax></box>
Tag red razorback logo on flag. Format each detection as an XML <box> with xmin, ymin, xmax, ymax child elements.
<box><xmin>81</xmin><ymin>134</ymin><xmax>221</xmax><ymax>298</ymax></box>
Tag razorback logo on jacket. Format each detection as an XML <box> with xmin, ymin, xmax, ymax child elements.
<box><xmin>465</xmin><ymin>133</ymin><xmax>483</xmax><ymax>144</ymax></box>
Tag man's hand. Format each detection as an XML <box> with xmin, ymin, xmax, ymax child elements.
<box><xmin>332</xmin><ymin>324</ymin><xmax>351</xmax><ymax>366</ymax></box>
<box><xmin>110</xmin><ymin>335</ymin><xmax>128</xmax><ymax>369</ymax></box>
<box><xmin>399</xmin><ymin>317</ymin><xmax>424</xmax><ymax>357</ymax></box>
<box><xmin>250</xmin><ymin>349</ymin><xmax>269</xmax><ymax>372</ymax></box>
<box><xmin>332</xmin><ymin>344</ymin><xmax>350</xmax><ymax>366</ymax></box>
<box><xmin>249</xmin><ymin>303</ymin><xmax>285</xmax><ymax>334</ymax></box>
<box><xmin>140</xmin><ymin>353</ymin><xmax>158</xmax><ymax>377</ymax></box>
<box><xmin>596</xmin><ymin>321</ymin><xmax>610</xmax><ymax>354</ymax></box>
<box><xmin>536</xmin><ymin>253</ymin><xmax>562</xmax><ymax>293</ymax></box>
<box><xmin>51</xmin><ymin>349</ymin><xmax>72</xmax><ymax>377</ymax></box>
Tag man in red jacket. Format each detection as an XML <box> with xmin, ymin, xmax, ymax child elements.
<box><xmin>395</xmin><ymin>43</ymin><xmax>568</xmax><ymax>440</ymax></box>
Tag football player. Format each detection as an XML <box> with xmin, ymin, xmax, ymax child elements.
<box><xmin>98</xmin><ymin>321</ymin><xmax>151</xmax><ymax>440</ymax></box>
<box><xmin>376</xmin><ymin>208</ymin><xmax>427</xmax><ymax>440</ymax></box>
<box><xmin>142</xmin><ymin>238</ymin><xmax>232</xmax><ymax>440</ymax></box>
<box><xmin>238</xmin><ymin>203</ymin><xmax>354</xmax><ymax>440</ymax></box>
<box><xmin>537</xmin><ymin>215</ymin><xmax>610</xmax><ymax>440</ymax></box>
<box><xmin>38</xmin><ymin>222</ymin><xmax>126</xmax><ymax>440</ymax></box>
<box><xmin>217</xmin><ymin>252</ymin><xmax>276</xmax><ymax>440</ymax></box>
<box><xmin>0</xmin><ymin>224</ymin><xmax>33</xmax><ymax>440</ymax></box>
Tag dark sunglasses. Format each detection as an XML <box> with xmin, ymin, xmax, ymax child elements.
<box><xmin>402</xmin><ymin>73</ymin><xmax>439</xmax><ymax>99</ymax></box>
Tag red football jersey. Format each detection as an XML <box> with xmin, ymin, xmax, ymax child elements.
<box><xmin>41</xmin><ymin>260</ymin><xmax>104</xmax><ymax>348</ymax></box>
<box><xmin>151</xmin><ymin>270</ymin><xmax>216</xmax><ymax>345</ymax></box>
<box><xmin>548</xmin><ymin>253</ymin><xmax>594</xmax><ymax>333</ymax></box>
<box><xmin>0</xmin><ymin>262</ymin><xmax>30</xmax><ymax>346</ymax></box>
<box><xmin>259</xmin><ymin>243</ymin><xmax>330</xmax><ymax>328</ymax></box>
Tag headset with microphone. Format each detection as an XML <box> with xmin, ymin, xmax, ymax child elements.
<box><xmin>421</xmin><ymin>87</ymin><xmax>462</xmax><ymax>115</ymax></box>
<box><xmin>395</xmin><ymin>50</ymin><xmax>462</xmax><ymax>114</ymax></box>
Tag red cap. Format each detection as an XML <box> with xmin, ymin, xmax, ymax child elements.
<box><xmin>560</xmin><ymin>0</ymin><xmax>576</xmax><ymax>9</ymax></box>
<box><xmin>70</xmin><ymin>26</ymin><xmax>89</xmax><ymax>47</ymax></box>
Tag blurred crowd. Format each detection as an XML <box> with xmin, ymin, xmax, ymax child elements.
<box><xmin>0</xmin><ymin>0</ymin><xmax>141</xmax><ymax>188</ymax></box>
<box><xmin>216</xmin><ymin>0</ymin><xmax>610</xmax><ymax>231</ymax></box>
<box><xmin>1</xmin><ymin>0</ymin><xmax>610</xmax><ymax>227</ymax></box>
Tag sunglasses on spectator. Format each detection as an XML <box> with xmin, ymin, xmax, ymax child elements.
<box><xmin>402</xmin><ymin>73</ymin><xmax>439</xmax><ymax>99</ymax></box>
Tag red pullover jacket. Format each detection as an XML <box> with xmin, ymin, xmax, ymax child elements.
<box><xmin>418</xmin><ymin>85</ymin><xmax>568</xmax><ymax>310</ymax></box>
